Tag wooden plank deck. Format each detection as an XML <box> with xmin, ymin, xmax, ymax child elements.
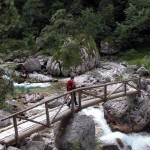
<box><xmin>0</xmin><ymin>106</ymin><xmax>69</xmax><ymax>144</ymax></box>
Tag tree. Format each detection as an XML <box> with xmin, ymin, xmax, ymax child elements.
<box><xmin>115</xmin><ymin>0</ymin><xmax>150</xmax><ymax>49</ymax></box>
<box><xmin>39</xmin><ymin>9</ymin><xmax>76</xmax><ymax>53</ymax></box>
<box><xmin>77</xmin><ymin>8</ymin><xmax>102</xmax><ymax>38</ymax></box>
<box><xmin>23</xmin><ymin>0</ymin><xmax>49</xmax><ymax>36</ymax></box>
<box><xmin>0</xmin><ymin>0</ymin><xmax>23</xmax><ymax>53</ymax></box>
<box><xmin>0</xmin><ymin>69</ymin><xmax>14</xmax><ymax>109</ymax></box>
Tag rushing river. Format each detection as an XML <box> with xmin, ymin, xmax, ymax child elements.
<box><xmin>83</xmin><ymin>106</ymin><xmax>150</xmax><ymax>150</ymax></box>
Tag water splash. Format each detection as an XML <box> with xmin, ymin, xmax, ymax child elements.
<box><xmin>82</xmin><ymin>106</ymin><xmax>150</xmax><ymax>150</ymax></box>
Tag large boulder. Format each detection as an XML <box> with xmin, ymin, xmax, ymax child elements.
<box><xmin>46</xmin><ymin>58</ymin><xmax>61</xmax><ymax>76</ymax></box>
<box><xmin>46</xmin><ymin>37</ymin><xmax>100</xmax><ymax>77</ymax></box>
<box><xmin>24</xmin><ymin>141</ymin><xmax>45</xmax><ymax>150</ymax></box>
<box><xmin>28</xmin><ymin>73</ymin><xmax>54</xmax><ymax>82</ymax></box>
<box><xmin>103</xmin><ymin>95</ymin><xmax>150</xmax><ymax>132</ymax></box>
<box><xmin>24</xmin><ymin>58</ymin><xmax>41</xmax><ymax>73</ymax></box>
<box><xmin>55</xmin><ymin>114</ymin><xmax>95</xmax><ymax>150</ymax></box>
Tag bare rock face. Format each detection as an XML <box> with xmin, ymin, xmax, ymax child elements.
<box><xmin>24</xmin><ymin>58</ymin><xmax>41</xmax><ymax>73</ymax></box>
<box><xmin>103</xmin><ymin>95</ymin><xmax>150</xmax><ymax>133</ymax></box>
<box><xmin>54</xmin><ymin>114</ymin><xmax>95</xmax><ymax>150</ymax></box>
<box><xmin>100</xmin><ymin>41</ymin><xmax>119</xmax><ymax>55</ymax></box>
<box><xmin>46</xmin><ymin>58</ymin><xmax>61</xmax><ymax>76</ymax></box>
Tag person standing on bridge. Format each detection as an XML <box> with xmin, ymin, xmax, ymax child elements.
<box><xmin>67</xmin><ymin>75</ymin><xmax>78</xmax><ymax>107</ymax></box>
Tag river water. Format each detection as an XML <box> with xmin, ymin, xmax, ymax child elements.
<box><xmin>83</xmin><ymin>106</ymin><xmax>150</xmax><ymax>150</ymax></box>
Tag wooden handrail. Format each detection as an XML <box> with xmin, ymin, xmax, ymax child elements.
<box><xmin>1</xmin><ymin>77</ymin><xmax>140</xmax><ymax>122</ymax></box>
<box><xmin>0</xmin><ymin>77</ymin><xmax>141</xmax><ymax>145</ymax></box>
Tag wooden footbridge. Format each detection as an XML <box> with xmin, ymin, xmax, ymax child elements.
<box><xmin>0</xmin><ymin>78</ymin><xmax>141</xmax><ymax>147</ymax></box>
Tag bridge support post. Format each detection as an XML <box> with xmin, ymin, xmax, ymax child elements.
<box><xmin>104</xmin><ymin>85</ymin><xmax>107</xmax><ymax>102</ymax></box>
<box><xmin>13</xmin><ymin>116</ymin><xmax>19</xmax><ymax>143</ymax></box>
<box><xmin>71</xmin><ymin>92</ymin><xmax>75</xmax><ymax>115</ymax></box>
<box><xmin>45</xmin><ymin>102</ymin><xmax>50</xmax><ymax>127</ymax></box>
<box><xmin>78</xmin><ymin>91</ymin><xmax>82</xmax><ymax>111</ymax></box>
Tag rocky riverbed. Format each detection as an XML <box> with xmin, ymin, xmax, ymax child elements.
<box><xmin>0</xmin><ymin>61</ymin><xmax>150</xmax><ymax>150</ymax></box>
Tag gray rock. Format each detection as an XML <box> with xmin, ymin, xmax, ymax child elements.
<box><xmin>29</xmin><ymin>73</ymin><xmax>53</xmax><ymax>82</ymax></box>
<box><xmin>4</xmin><ymin>53</ymin><xmax>14</xmax><ymax>62</ymax></box>
<box><xmin>136</xmin><ymin>66</ymin><xmax>149</xmax><ymax>76</ymax></box>
<box><xmin>46</xmin><ymin>58</ymin><xmax>60</xmax><ymax>76</ymax></box>
<box><xmin>26</xmin><ymin>141</ymin><xmax>45</xmax><ymax>150</ymax></box>
<box><xmin>7</xmin><ymin>146</ymin><xmax>20</xmax><ymax>150</ymax></box>
<box><xmin>0</xmin><ymin>110</ymin><xmax>11</xmax><ymax>128</ymax></box>
<box><xmin>0</xmin><ymin>59</ymin><xmax>4</xmax><ymax>64</ymax></box>
<box><xmin>24</xmin><ymin>58</ymin><xmax>41</xmax><ymax>73</ymax></box>
<box><xmin>147</xmin><ymin>85</ymin><xmax>150</xmax><ymax>93</ymax></box>
<box><xmin>46</xmin><ymin>43</ymin><xmax>100</xmax><ymax>77</ymax></box>
<box><xmin>100</xmin><ymin>41</ymin><xmax>119</xmax><ymax>55</ymax></box>
<box><xmin>48</xmin><ymin>100</ymin><xmax>63</xmax><ymax>109</ymax></box>
<box><xmin>0</xmin><ymin>144</ymin><xmax>4</xmax><ymax>150</ymax></box>
<box><xmin>30</xmin><ymin>133</ymin><xmax>43</xmax><ymax>141</ymax></box>
<box><xmin>103</xmin><ymin>95</ymin><xmax>150</xmax><ymax>132</ymax></box>
<box><xmin>55</xmin><ymin>114</ymin><xmax>95</xmax><ymax>150</ymax></box>
<box><xmin>141</xmin><ymin>78</ymin><xmax>150</xmax><ymax>90</ymax></box>
<box><xmin>128</xmin><ymin>65</ymin><xmax>138</xmax><ymax>72</ymax></box>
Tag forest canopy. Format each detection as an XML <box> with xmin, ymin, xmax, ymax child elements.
<box><xmin>0</xmin><ymin>0</ymin><xmax>150</xmax><ymax>54</ymax></box>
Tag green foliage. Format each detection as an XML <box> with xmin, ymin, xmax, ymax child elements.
<box><xmin>115</xmin><ymin>0</ymin><xmax>150</xmax><ymax>49</ymax></box>
<box><xmin>77</xmin><ymin>8</ymin><xmax>102</xmax><ymax>38</ymax></box>
<box><xmin>119</xmin><ymin>47</ymin><xmax>150</xmax><ymax>69</ymax></box>
<box><xmin>0</xmin><ymin>69</ymin><xmax>14</xmax><ymax>109</ymax></box>
<box><xmin>94</xmin><ymin>138</ymin><xmax>101</xmax><ymax>150</ymax></box>
<box><xmin>59</xmin><ymin>38</ymin><xmax>81</xmax><ymax>68</ymax></box>
<box><xmin>69</xmin><ymin>140</ymin><xmax>79</xmax><ymax>150</ymax></box>
<box><xmin>120</xmin><ymin>49</ymin><xmax>138</xmax><ymax>60</ymax></box>
<box><xmin>0</xmin><ymin>0</ymin><xmax>150</xmax><ymax>65</ymax></box>
<box><xmin>39</xmin><ymin>9</ymin><xmax>76</xmax><ymax>54</ymax></box>
<box><xmin>0</xmin><ymin>0</ymin><xmax>22</xmax><ymax>37</ymax></box>
<box><xmin>23</xmin><ymin>0</ymin><xmax>49</xmax><ymax>33</ymax></box>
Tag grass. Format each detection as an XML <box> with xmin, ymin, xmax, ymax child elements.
<box><xmin>117</xmin><ymin>48</ymin><xmax>150</xmax><ymax>69</ymax></box>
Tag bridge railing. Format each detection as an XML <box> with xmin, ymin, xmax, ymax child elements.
<box><xmin>0</xmin><ymin>77</ymin><xmax>141</xmax><ymax>143</ymax></box>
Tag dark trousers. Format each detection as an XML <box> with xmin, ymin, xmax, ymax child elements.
<box><xmin>67</xmin><ymin>92</ymin><xmax>78</xmax><ymax>107</ymax></box>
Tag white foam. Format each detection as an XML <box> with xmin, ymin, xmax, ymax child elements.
<box><xmin>83</xmin><ymin>106</ymin><xmax>150</xmax><ymax>150</ymax></box>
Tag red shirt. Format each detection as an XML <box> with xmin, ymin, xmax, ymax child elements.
<box><xmin>67</xmin><ymin>79</ymin><xmax>76</xmax><ymax>91</ymax></box>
